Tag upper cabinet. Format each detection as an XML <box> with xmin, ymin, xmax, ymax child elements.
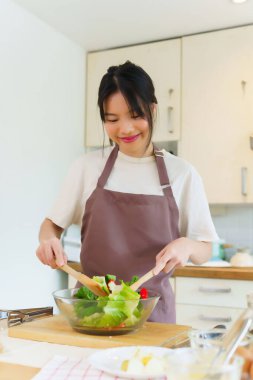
<box><xmin>85</xmin><ymin>39</ymin><xmax>181</xmax><ymax>147</ymax></box>
<box><xmin>179</xmin><ymin>26</ymin><xmax>253</xmax><ymax>203</ymax></box>
<box><xmin>85</xmin><ymin>26</ymin><xmax>253</xmax><ymax>204</ymax></box>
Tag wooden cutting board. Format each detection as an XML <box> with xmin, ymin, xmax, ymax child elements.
<box><xmin>0</xmin><ymin>362</ymin><xmax>39</xmax><ymax>380</ymax></box>
<box><xmin>9</xmin><ymin>315</ymin><xmax>190</xmax><ymax>349</ymax></box>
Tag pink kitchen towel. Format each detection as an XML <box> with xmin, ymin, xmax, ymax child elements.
<box><xmin>32</xmin><ymin>355</ymin><xmax>166</xmax><ymax>380</ymax></box>
<box><xmin>31</xmin><ymin>355</ymin><xmax>114</xmax><ymax>380</ymax></box>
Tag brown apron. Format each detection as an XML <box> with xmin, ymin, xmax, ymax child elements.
<box><xmin>79</xmin><ymin>145</ymin><xmax>180</xmax><ymax>323</ymax></box>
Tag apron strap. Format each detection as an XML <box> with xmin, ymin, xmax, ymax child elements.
<box><xmin>97</xmin><ymin>145</ymin><xmax>119</xmax><ymax>188</ymax></box>
<box><xmin>98</xmin><ymin>144</ymin><xmax>173</xmax><ymax>197</ymax></box>
<box><xmin>153</xmin><ymin>146</ymin><xmax>173</xmax><ymax>196</ymax></box>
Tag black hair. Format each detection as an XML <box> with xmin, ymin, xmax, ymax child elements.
<box><xmin>98</xmin><ymin>61</ymin><xmax>157</xmax><ymax>147</ymax></box>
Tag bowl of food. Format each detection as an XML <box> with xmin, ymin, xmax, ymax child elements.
<box><xmin>53</xmin><ymin>274</ymin><xmax>160</xmax><ymax>335</ymax></box>
<box><xmin>165</xmin><ymin>348</ymin><xmax>243</xmax><ymax>380</ymax></box>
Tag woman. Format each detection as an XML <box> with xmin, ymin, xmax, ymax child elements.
<box><xmin>36</xmin><ymin>61</ymin><xmax>218</xmax><ymax>323</ymax></box>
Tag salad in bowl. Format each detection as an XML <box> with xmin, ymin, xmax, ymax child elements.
<box><xmin>53</xmin><ymin>274</ymin><xmax>160</xmax><ymax>335</ymax></box>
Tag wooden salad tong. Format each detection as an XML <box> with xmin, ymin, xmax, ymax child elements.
<box><xmin>130</xmin><ymin>268</ymin><xmax>156</xmax><ymax>291</ymax></box>
<box><xmin>60</xmin><ymin>264</ymin><xmax>107</xmax><ymax>297</ymax></box>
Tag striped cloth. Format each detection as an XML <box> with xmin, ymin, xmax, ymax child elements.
<box><xmin>32</xmin><ymin>355</ymin><xmax>166</xmax><ymax>380</ymax></box>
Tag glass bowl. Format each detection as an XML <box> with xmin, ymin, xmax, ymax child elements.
<box><xmin>189</xmin><ymin>328</ymin><xmax>253</xmax><ymax>350</ymax></box>
<box><xmin>53</xmin><ymin>288</ymin><xmax>160</xmax><ymax>336</ymax></box>
<box><xmin>165</xmin><ymin>348</ymin><xmax>243</xmax><ymax>380</ymax></box>
<box><xmin>189</xmin><ymin>328</ymin><xmax>227</xmax><ymax>349</ymax></box>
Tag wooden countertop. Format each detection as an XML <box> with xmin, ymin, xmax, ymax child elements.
<box><xmin>68</xmin><ymin>262</ymin><xmax>253</xmax><ymax>281</ymax></box>
<box><xmin>0</xmin><ymin>362</ymin><xmax>39</xmax><ymax>380</ymax></box>
<box><xmin>173</xmin><ymin>266</ymin><xmax>253</xmax><ymax>280</ymax></box>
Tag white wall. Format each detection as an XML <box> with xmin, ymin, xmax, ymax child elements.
<box><xmin>0</xmin><ymin>0</ymin><xmax>85</xmax><ymax>309</ymax></box>
<box><xmin>211</xmin><ymin>205</ymin><xmax>253</xmax><ymax>253</ymax></box>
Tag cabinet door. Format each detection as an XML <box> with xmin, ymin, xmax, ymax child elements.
<box><xmin>180</xmin><ymin>26</ymin><xmax>253</xmax><ymax>203</ymax></box>
<box><xmin>176</xmin><ymin>277</ymin><xmax>250</xmax><ymax>309</ymax></box>
<box><xmin>86</xmin><ymin>39</ymin><xmax>181</xmax><ymax>146</ymax></box>
<box><xmin>176</xmin><ymin>304</ymin><xmax>243</xmax><ymax>329</ymax></box>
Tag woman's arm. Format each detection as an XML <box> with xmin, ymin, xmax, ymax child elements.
<box><xmin>154</xmin><ymin>237</ymin><xmax>212</xmax><ymax>274</ymax></box>
<box><xmin>36</xmin><ymin>218</ymin><xmax>67</xmax><ymax>269</ymax></box>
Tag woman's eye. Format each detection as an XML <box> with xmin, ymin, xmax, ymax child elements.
<box><xmin>132</xmin><ymin>115</ymin><xmax>141</xmax><ymax>119</ymax></box>
<box><xmin>107</xmin><ymin>119</ymin><xmax>118</xmax><ymax>123</ymax></box>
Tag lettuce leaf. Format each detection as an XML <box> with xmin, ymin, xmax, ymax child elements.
<box><xmin>73</xmin><ymin>275</ymin><xmax>142</xmax><ymax>328</ymax></box>
<box><xmin>74</xmin><ymin>286</ymin><xmax>98</xmax><ymax>300</ymax></box>
<box><xmin>124</xmin><ymin>275</ymin><xmax>139</xmax><ymax>286</ymax></box>
<box><xmin>92</xmin><ymin>276</ymin><xmax>110</xmax><ymax>295</ymax></box>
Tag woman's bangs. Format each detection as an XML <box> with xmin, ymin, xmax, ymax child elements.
<box><xmin>122</xmin><ymin>90</ymin><xmax>146</xmax><ymax>118</ymax></box>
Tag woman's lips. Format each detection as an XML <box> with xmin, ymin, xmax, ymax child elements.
<box><xmin>119</xmin><ymin>134</ymin><xmax>140</xmax><ymax>143</ymax></box>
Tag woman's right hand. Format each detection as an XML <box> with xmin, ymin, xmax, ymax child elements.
<box><xmin>36</xmin><ymin>219</ymin><xmax>67</xmax><ymax>269</ymax></box>
<box><xmin>36</xmin><ymin>237</ymin><xmax>67</xmax><ymax>269</ymax></box>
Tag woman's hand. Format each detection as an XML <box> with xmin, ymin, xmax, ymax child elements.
<box><xmin>154</xmin><ymin>237</ymin><xmax>212</xmax><ymax>275</ymax></box>
<box><xmin>36</xmin><ymin>237</ymin><xmax>67</xmax><ymax>269</ymax></box>
<box><xmin>36</xmin><ymin>218</ymin><xmax>67</xmax><ymax>269</ymax></box>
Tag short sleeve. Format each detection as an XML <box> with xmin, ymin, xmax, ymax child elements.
<box><xmin>179</xmin><ymin>167</ymin><xmax>219</xmax><ymax>242</ymax></box>
<box><xmin>46</xmin><ymin>158</ymin><xmax>85</xmax><ymax>229</ymax></box>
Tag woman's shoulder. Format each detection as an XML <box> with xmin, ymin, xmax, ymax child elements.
<box><xmin>72</xmin><ymin>146</ymin><xmax>113</xmax><ymax>168</ymax></box>
<box><xmin>161</xmin><ymin>149</ymin><xmax>201</xmax><ymax>183</ymax></box>
<box><xmin>63</xmin><ymin>147</ymin><xmax>113</xmax><ymax>182</ymax></box>
<box><xmin>163</xmin><ymin>151</ymin><xmax>203</xmax><ymax>189</ymax></box>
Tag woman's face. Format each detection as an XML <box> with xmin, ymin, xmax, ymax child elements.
<box><xmin>103</xmin><ymin>91</ymin><xmax>153</xmax><ymax>157</ymax></box>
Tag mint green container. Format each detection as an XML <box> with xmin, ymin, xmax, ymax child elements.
<box><xmin>211</xmin><ymin>242</ymin><xmax>225</xmax><ymax>261</ymax></box>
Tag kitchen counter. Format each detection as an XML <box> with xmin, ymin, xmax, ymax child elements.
<box><xmin>0</xmin><ymin>334</ymin><xmax>96</xmax><ymax>380</ymax></box>
<box><xmin>0</xmin><ymin>317</ymin><xmax>190</xmax><ymax>380</ymax></box>
<box><xmin>174</xmin><ymin>266</ymin><xmax>253</xmax><ymax>280</ymax></box>
<box><xmin>0</xmin><ymin>362</ymin><xmax>39</xmax><ymax>380</ymax></box>
<box><xmin>68</xmin><ymin>261</ymin><xmax>253</xmax><ymax>281</ymax></box>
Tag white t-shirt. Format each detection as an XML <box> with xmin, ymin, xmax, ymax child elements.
<box><xmin>47</xmin><ymin>147</ymin><xmax>219</xmax><ymax>242</ymax></box>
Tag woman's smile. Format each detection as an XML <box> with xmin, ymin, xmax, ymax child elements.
<box><xmin>119</xmin><ymin>133</ymin><xmax>141</xmax><ymax>143</ymax></box>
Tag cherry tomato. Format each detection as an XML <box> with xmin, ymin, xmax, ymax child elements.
<box><xmin>140</xmin><ymin>288</ymin><xmax>148</xmax><ymax>299</ymax></box>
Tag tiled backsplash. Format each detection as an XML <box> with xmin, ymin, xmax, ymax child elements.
<box><xmin>210</xmin><ymin>205</ymin><xmax>253</xmax><ymax>253</ymax></box>
<box><xmin>63</xmin><ymin>205</ymin><xmax>253</xmax><ymax>262</ymax></box>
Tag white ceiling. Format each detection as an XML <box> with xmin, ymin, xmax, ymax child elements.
<box><xmin>13</xmin><ymin>0</ymin><xmax>253</xmax><ymax>51</ymax></box>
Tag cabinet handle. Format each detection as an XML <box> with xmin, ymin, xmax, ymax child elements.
<box><xmin>198</xmin><ymin>286</ymin><xmax>231</xmax><ymax>294</ymax></box>
<box><xmin>241</xmin><ymin>167</ymin><xmax>247</xmax><ymax>196</ymax></box>
<box><xmin>168</xmin><ymin>88</ymin><xmax>174</xmax><ymax>134</ymax></box>
<box><xmin>250</xmin><ymin>136</ymin><xmax>253</xmax><ymax>150</ymax></box>
<box><xmin>168</xmin><ymin>106</ymin><xmax>174</xmax><ymax>133</ymax></box>
<box><xmin>199</xmin><ymin>314</ymin><xmax>232</xmax><ymax>323</ymax></box>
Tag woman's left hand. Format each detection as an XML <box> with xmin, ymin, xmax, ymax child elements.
<box><xmin>154</xmin><ymin>237</ymin><xmax>212</xmax><ymax>275</ymax></box>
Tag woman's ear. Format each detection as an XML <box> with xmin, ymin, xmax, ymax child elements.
<box><xmin>151</xmin><ymin>103</ymin><xmax>157</xmax><ymax>120</ymax></box>
<box><xmin>151</xmin><ymin>103</ymin><xmax>157</xmax><ymax>112</ymax></box>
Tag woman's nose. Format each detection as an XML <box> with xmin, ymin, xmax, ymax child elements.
<box><xmin>120</xmin><ymin>120</ymin><xmax>135</xmax><ymax>134</ymax></box>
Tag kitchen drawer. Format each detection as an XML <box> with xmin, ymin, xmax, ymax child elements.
<box><xmin>176</xmin><ymin>304</ymin><xmax>243</xmax><ymax>329</ymax></box>
<box><xmin>176</xmin><ymin>277</ymin><xmax>251</xmax><ymax>308</ymax></box>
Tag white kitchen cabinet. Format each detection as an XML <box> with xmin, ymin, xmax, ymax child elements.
<box><xmin>176</xmin><ymin>304</ymin><xmax>243</xmax><ymax>329</ymax></box>
<box><xmin>86</xmin><ymin>39</ymin><xmax>181</xmax><ymax>146</ymax></box>
<box><xmin>179</xmin><ymin>25</ymin><xmax>253</xmax><ymax>203</ymax></box>
<box><xmin>175</xmin><ymin>276</ymin><xmax>250</xmax><ymax>329</ymax></box>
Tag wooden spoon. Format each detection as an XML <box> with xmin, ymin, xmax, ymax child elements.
<box><xmin>130</xmin><ymin>269</ymin><xmax>155</xmax><ymax>291</ymax></box>
<box><xmin>60</xmin><ymin>264</ymin><xmax>107</xmax><ymax>297</ymax></box>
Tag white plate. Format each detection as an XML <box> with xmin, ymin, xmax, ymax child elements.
<box><xmin>89</xmin><ymin>346</ymin><xmax>171</xmax><ymax>379</ymax></box>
